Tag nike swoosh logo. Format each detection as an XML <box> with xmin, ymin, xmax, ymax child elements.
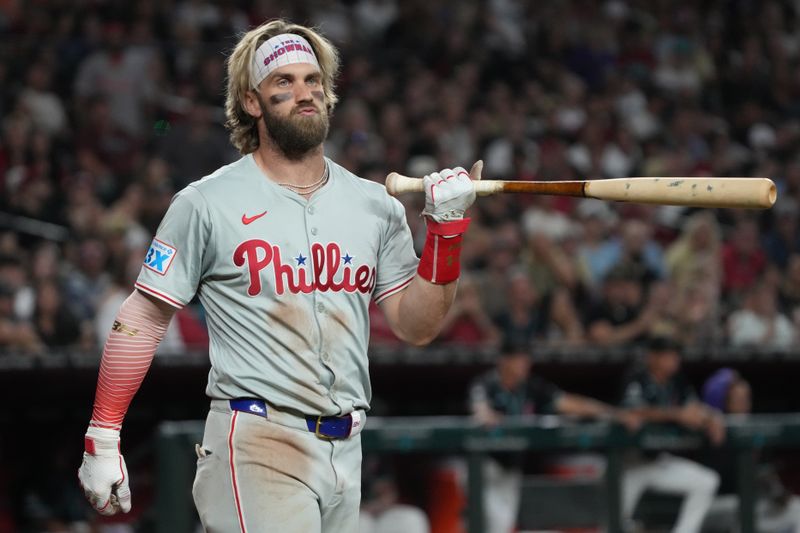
<box><xmin>242</xmin><ymin>211</ymin><xmax>268</xmax><ymax>225</ymax></box>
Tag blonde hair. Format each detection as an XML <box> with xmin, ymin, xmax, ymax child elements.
<box><xmin>224</xmin><ymin>20</ymin><xmax>340</xmax><ymax>154</ymax></box>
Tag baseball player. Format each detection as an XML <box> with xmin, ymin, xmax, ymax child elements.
<box><xmin>620</xmin><ymin>336</ymin><xmax>724</xmax><ymax>533</ymax></box>
<box><xmin>77</xmin><ymin>19</ymin><xmax>481</xmax><ymax>532</ymax></box>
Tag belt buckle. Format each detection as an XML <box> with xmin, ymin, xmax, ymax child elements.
<box><xmin>314</xmin><ymin>415</ymin><xmax>335</xmax><ymax>440</ymax></box>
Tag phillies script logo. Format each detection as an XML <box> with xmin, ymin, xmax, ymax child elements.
<box><xmin>233</xmin><ymin>240</ymin><xmax>376</xmax><ymax>296</ymax></box>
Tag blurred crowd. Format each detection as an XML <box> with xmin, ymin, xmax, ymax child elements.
<box><xmin>4</xmin><ymin>1</ymin><xmax>800</xmax><ymax>531</ymax></box>
<box><xmin>3</xmin><ymin>0</ymin><xmax>800</xmax><ymax>358</ymax></box>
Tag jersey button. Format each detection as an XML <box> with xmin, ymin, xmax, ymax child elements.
<box><xmin>311</xmin><ymin>227</ymin><xmax>318</xmax><ymax>235</ymax></box>
<box><xmin>307</xmin><ymin>206</ymin><xmax>315</xmax><ymax>215</ymax></box>
<box><xmin>317</xmin><ymin>303</ymin><xmax>325</xmax><ymax>313</ymax></box>
<box><xmin>321</xmin><ymin>352</ymin><xmax>330</xmax><ymax>361</ymax></box>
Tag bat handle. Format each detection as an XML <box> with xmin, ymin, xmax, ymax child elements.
<box><xmin>385</xmin><ymin>173</ymin><xmax>423</xmax><ymax>195</ymax></box>
<box><xmin>385</xmin><ymin>173</ymin><xmax>502</xmax><ymax>196</ymax></box>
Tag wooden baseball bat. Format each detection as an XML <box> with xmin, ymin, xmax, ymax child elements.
<box><xmin>384</xmin><ymin>174</ymin><xmax>777</xmax><ymax>209</ymax></box>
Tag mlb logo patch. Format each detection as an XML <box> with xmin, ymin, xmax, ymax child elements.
<box><xmin>143</xmin><ymin>238</ymin><xmax>177</xmax><ymax>276</ymax></box>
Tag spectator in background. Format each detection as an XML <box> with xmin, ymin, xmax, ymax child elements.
<box><xmin>722</xmin><ymin>217</ymin><xmax>767</xmax><ymax>306</ymax></box>
<box><xmin>606</xmin><ymin>219</ymin><xmax>666</xmax><ymax>287</ymax></box>
<box><xmin>27</xmin><ymin>243</ymin><xmax>60</xmax><ymax>314</ymax></box>
<box><xmin>0</xmin><ymin>255</ymin><xmax>34</xmax><ymax>320</ymax></box>
<box><xmin>469</xmin><ymin>338</ymin><xmax>640</xmax><ymax>533</ymax></box>
<box><xmin>779</xmin><ymin>253</ymin><xmax>800</xmax><ymax>325</ymax></box>
<box><xmin>620</xmin><ymin>336</ymin><xmax>724</xmax><ymax>533</ymax></box>
<box><xmin>664</xmin><ymin>278</ymin><xmax>722</xmax><ymax>348</ymax></box>
<box><xmin>665</xmin><ymin>211</ymin><xmax>722</xmax><ymax>297</ymax></box>
<box><xmin>436</xmin><ymin>275</ymin><xmax>499</xmax><ymax>348</ymax></box>
<box><xmin>326</xmin><ymin>98</ymin><xmax>386</xmax><ymax>172</ymax></box>
<box><xmin>17</xmin><ymin>61</ymin><xmax>68</xmax><ymax>138</ymax></box>
<box><xmin>359</xmin><ymin>458</ymin><xmax>430</xmax><ymax>533</ymax></box>
<box><xmin>493</xmin><ymin>269</ymin><xmax>583</xmax><ymax>348</ymax></box>
<box><xmin>100</xmin><ymin>183</ymin><xmax>151</xmax><ymax>270</ymax></box>
<box><xmin>585</xmin><ymin>264</ymin><xmax>669</xmax><ymax>347</ymax></box>
<box><xmin>727</xmin><ymin>282</ymin><xmax>795</xmax><ymax>351</ymax></box>
<box><xmin>73</xmin><ymin>20</ymin><xmax>156</xmax><ymax>138</ymax></box>
<box><xmin>762</xmin><ymin>198</ymin><xmax>800</xmax><ymax>270</ymax></box>
<box><xmin>0</xmin><ymin>112</ymin><xmax>34</xmax><ymax>204</ymax></box>
<box><xmin>135</xmin><ymin>157</ymin><xmax>176</xmax><ymax>232</ymax></box>
<box><xmin>578</xmin><ymin>218</ymin><xmax>666</xmax><ymax>297</ymax></box>
<box><xmin>522</xmin><ymin>229</ymin><xmax>581</xmax><ymax>298</ymax></box>
<box><xmin>519</xmin><ymin>198</ymin><xmax>578</xmax><ymax>286</ymax></box>
<box><xmin>32</xmin><ymin>279</ymin><xmax>87</xmax><ymax>349</ymax></box>
<box><xmin>702</xmin><ymin>369</ymin><xmax>800</xmax><ymax>533</ymax></box>
<box><xmin>62</xmin><ymin>173</ymin><xmax>107</xmax><ymax>238</ymax></box>
<box><xmin>574</xmin><ymin>199</ymin><xmax>619</xmax><ymax>292</ymax></box>
<box><xmin>661</xmin><ymin>211</ymin><xmax>725</xmax><ymax>345</ymax></box>
<box><xmin>471</xmin><ymin>224</ymin><xmax>521</xmax><ymax>318</ymax></box>
<box><xmin>654</xmin><ymin>38</ymin><xmax>705</xmax><ymax>97</ymax></box>
<box><xmin>62</xmin><ymin>238</ymin><xmax>111</xmax><ymax>322</ymax></box>
<box><xmin>157</xmin><ymin>102</ymin><xmax>235</xmax><ymax>189</ymax></box>
<box><xmin>19</xmin><ymin>129</ymin><xmax>62</xmax><ymax>220</ymax></box>
<box><xmin>0</xmin><ymin>282</ymin><xmax>41</xmax><ymax>353</ymax></box>
<box><xmin>76</xmin><ymin>95</ymin><xmax>143</xmax><ymax>194</ymax></box>
<box><xmin>567</xmin><ymin>109</ymin><xmax>637</xmax><ymax>179</ymax></box>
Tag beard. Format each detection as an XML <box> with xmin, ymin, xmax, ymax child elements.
<box><xmin>257</xmin><ymin>96</ymin><xmax>329</xmax><ymax>160</ymax></box>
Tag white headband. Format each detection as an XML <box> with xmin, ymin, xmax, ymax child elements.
<box><xmin>251</xmin><ymin>33</ymin><xmax>320</xmax><ymax>89</ymax></box>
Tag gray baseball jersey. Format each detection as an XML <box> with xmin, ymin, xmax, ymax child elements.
<box><xmin>136</xmin><ymin>154</ymin><xmax>418</xmax><ymax>416</ymax></box>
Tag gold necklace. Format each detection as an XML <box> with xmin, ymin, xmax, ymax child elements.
<box><xmin>277</xmin><ymin>164</ymin><xmax>329</xmax><ymax>191</ymax></box>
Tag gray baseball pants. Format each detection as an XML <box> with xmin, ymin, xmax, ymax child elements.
<box><xmin>192</xmin><ymin>399</ymin><xmax>363</xmax><ymax>532</ymax></box>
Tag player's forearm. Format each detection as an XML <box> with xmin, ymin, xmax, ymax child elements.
<box><xmin>89</xmin><ymin>290</ymin><xmax>175</xmax><ymax>430</ymax></box>
<box><xmin>393</xmin><ymin>276</ymin><xmax>458</xmax><ymax>345</ymax></box>
<box><xmin>558</xmin><ymin>393</ymin><xmax>618</xmax><ymax>419</ymax></box>
<box><xmin>588</xmin><ymin>317</ymin><xmax>649</xmax><ymax>346</ymax></box>
<box><xmin>627</xmin><ymin>406</ymin><xmax>683</xmax><ymax>423</ymax></box>
<box><xmin>379</xmin><ymin>214</ymin><xmax>470</xmax><ymax>344</ymax></box>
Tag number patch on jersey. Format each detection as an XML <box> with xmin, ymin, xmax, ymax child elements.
<box><xmin>143</xmin><ymin>238</ymin><xmax>177</xmax><ymax>276</ymax></box>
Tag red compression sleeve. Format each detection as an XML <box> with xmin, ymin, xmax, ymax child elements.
<box><xmin>89</xmin><ymin>290</ymin><xmax>174</xmax><ymax>431</ymax></box>
<box><xmin>416</xmin><ymin>218</ymin><xmax>471</xmax><ymax>284</ymax></box>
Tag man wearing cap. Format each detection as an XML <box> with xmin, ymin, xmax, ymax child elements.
<box><xmin>620</xmin><ymin>336</ymin><xmax>725</xmax><ymax>533</ymax></box>
<box><xmin>469</xmin><ymin>339</ymin><xmax>641</xmax><ymax>533</ymax></box>
<box><xmin>77</xmin><ymin>19</ymin><xmax>481</xmax><ymax>532</ymax></box>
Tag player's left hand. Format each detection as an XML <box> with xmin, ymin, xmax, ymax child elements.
<box><xmin>421</xmin><ymin>160</ymin><xmax>482</xmax><ymax>222</ymax></box>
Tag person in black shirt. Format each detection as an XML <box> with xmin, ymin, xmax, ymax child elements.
<box><xmin>469</xmin><ymin>339</ymin><xmax>640</xmax><ymax>533</ymax></box>
<box><xmin>620</xmin><ymin>335</ymin><xmax>725</xmax><ymax>533</ymax></box>
<box><xmin>585</xmin><ymin>262</ymin><xmax>672</xmax><ymax>347</ymax></box>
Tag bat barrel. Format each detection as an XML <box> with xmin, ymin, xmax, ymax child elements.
<box><xmin>584</xmin><ymin>177</ymin><xmax>776</xmax><ymax>209</ymax></box>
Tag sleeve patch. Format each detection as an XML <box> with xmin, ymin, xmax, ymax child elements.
<box><xmin>143</xmin><ymin>238</ymin><xmax>178</xmax><ymax>276</ymax></box>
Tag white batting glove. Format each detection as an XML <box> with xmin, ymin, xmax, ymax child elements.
<box><xmin>78</xmin><ymin>426</ymin><xmax>131</xmax><ymax>515</ymax></box>
<box><xmin>421</xmin><ymin>160</ymin><xmax>483</xmax><ymax>222</ymax></box>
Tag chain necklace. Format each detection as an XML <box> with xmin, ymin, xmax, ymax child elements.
<box><xmin>277</xmin><ymin>164</ymin><xmax>329</xmax><ymax>194</ymax></box>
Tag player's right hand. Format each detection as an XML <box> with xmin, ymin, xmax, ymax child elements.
<box><xmin>421</xmin><ymin>160</ymin><xmax>482</xmax><ymax>222</ymax></box>
<box><xmin>615</xmin><ymin>410</ymin><xmax>643</xmax><ymax>433</ymax></box>
<box><xmin>78</xmin><ymin>426</ymin><xmax>131</xmax><ymax>515</ymax></box>
<box><xmin>677</xmin><ymin>403</ymin><xmax>709</xmax><ymax>430</ymax></box>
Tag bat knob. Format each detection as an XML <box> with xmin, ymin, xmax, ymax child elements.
<box><xmin>385</xmin><ymin>173</ymin><xmax>424</xmax><ymax>195</ymax></box>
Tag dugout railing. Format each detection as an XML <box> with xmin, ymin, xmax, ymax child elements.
<box><xmin>155</xmin><ymin>414</ymin><xmax>800</xmax><ymax>533</ymax></box>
